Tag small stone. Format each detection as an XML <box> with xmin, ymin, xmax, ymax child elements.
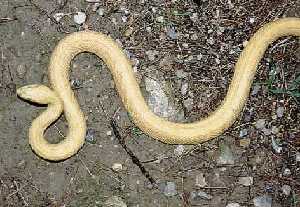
<box><xmin>249</xmin><ymin>17</ymin><xmax>255</xmax><ymax>24</ymax></box>
<box><xmin>190</xmin><ymin>12</ymin><xmax>198</xmax><ymax>22</ymax></box>
<box><xmin>283</xmin><ymin>168</ymin><xmax>291</xmax><ymax>176</ymax></box>
<box><xmin>163</xmin><ymin>182</ymin><xmax>177</xmax><ymax>197</ymax></box>
<box><xmin>238</xmin><ymin>176</ymin><xmax>253</xmax><ymax>186</ymax></box>
<box><xmin>53</xmin><ymin>13</ymin><xmax>65</xmax><ymax>22</ymax></box>
<box><xmin>146</xmin><ymin>50</ymin><xmax>158</xmax><ymax>61</ymax></box>
<box><xmin>262</xmin><ymin>128</ymin><xmax>271</xmax><ymax>136</ymax></box>
<box><xmin>215</xmin><ymin>58</ymin><xmax>220</xmax><ymax>64</ymax></box>
<box><xmin>166</xmin><ymin>27</ymin><xmax>178</xmax><ymax>39</ymax></box>
<box><xmin>271</xmin><ymin>137</ymin><xmax>282</xmax><ymax>153</ymax></box>
<box><xmin>181</xmin><ymin>82</ymin><xmax>188</xmax><ymax>95</ymax></box>
<box><xmin>276</xmin><ymin>106</ymin><xmax>284</xmax><ymax>118</ymax></box>
<box><xmin>281</xmin><ymin>185</ymin><xmax>291</xmax><ymax>196</ymax></box>
<box><xmin>175</xmin><ymin>69</ymin><xmax>188</xmax><ymax>79</ymax></box>
<box><xmin>197</xmin><ymin>54</ymin><xmax>203</xmax><ymax>60</ymax></box>
<box><xmin>195</xmin><ymin>173</ymin><xmax>207</xmax><ymax>187</ymax></box>
<box><xmin>121</xmin><ymin>16</ymin><xmax>127</xmax><ymax>23</ymax></box>
<box><xmin>16</xmin><ymin>64</ymin><xmax>27</xmax><ymax>78</ymax></box>
<box><xmin>112</xmin><ymin>163</ymin><xmax>123</xmax><ymax>172</ymax></box>
<box><xmin>73</xmin><ymin>12</ymin><xmax>86</xmax><ymax>24</ymax></box>
<box><xmin>255</xmin><ymin>119</ymin><xmax>266</xmax><ymax>129</ymax></box>
<box><xmin>146</xmin><ymin>26</ymin><xmax>152</xmax><ymax>32</ymax></box>
<box><xmin>104</xmin><ymin>196</ymin><xmax>127</xmax><ymax>207</ymax></box>
<box><xmin>174</xmin><ymin>145</ymin><xmax>185</xmax><ymax>156</ymax></box>
<box><xmin>271</xmin><ymin>126</ymin><xmax>279</xmax><ymax>134</ymax></box>
<box><xmin>226</xmin><ymin>203</ymin><xmax>241</xmax><ymax>207</ymax></box>
<box><xmin>124</xmin><ymin>27</ymin><xmax>133</xmax><ymax>37</ymax></box>
<box><xmin>190</xmin><ymin>34</ymin><xmax>198</xmax><ymax>40</ymax></box>
<box><xmin>207</xmin><ymin>37</ymin><xmax>215</xmax><ymax>45</ymax></box>
<box><xmin>239</xmin><ymin>129</ymin><xmax>248</xmax><ymax>137</ymax></box>
<box><xmin>251</xmin><ymin>85</ymin><xmax>261</xmax><ymax>95</ymax></box>
<box><xmin>182</xmin><ymin>43</ymin><xmax>189</xmax><ymax>48</ymax></box>
<box><xmin>183</xmin><ymin>98</ymin><xmax>193</xmax><ymax>111</ymax></box>
<box><xmin>85</xmin><ymin>129</ymin><xmax>97</xmax><ymax>144</ymax></box>
<box><xmin>296</xmin><ymin>152</ymin><xmax>300</xmax><ymax>162</ymax></box>
<box><xmin>239</xmin><ymin>138</ymin><xmax>251</xmax><ymax>148</ymax></box>
<box><xmin>97</xmin><ymin>8</ymin><xmax>105</xmax><ymax>16</ymax></box>
<box><xmin>106</xmin><ymin>130</ymin><xmax>112</xmax><ymax>136</ymax></box>
<box><xmin>197</xmin><ymin>191</ymin><xmax>212</xmax><ymax>199</ymax></box>
<box><xmin>217</xmin><ymin>142</ymin><xmax>235</xmax><ymax>165</ymax></box>
<box><xmin>243</xmin><ymin>40</ymin><xmax>249</xmax><ymax>47</ymax></box>
<box><xmin>253</xmin><ymin>195</ymin><xmax>272</xmax><ymax>207</ymax></box>
<box><xmin>156</xmin><ymin>16</ymin><xmax>164</xmax><ymax>23</ymax></box>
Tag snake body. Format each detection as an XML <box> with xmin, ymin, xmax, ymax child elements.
<box><xmin>17</xmin><ymin>18</ymin><xmax>300</xmax><ymax>161</ymax></box>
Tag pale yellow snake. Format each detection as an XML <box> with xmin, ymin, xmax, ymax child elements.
<box><xmin>17</xmin><ymin>18</ymin><xmax>300</xmax><ymax>161</ymax></box>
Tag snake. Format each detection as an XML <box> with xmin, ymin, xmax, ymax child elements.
<box><xmin>17</xmin><ymin>18</ymin><xmax>300</xmax><ymax>161</ymax></box>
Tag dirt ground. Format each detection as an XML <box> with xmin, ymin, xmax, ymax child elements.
<box><xmin>0</xmin><ymin>0</ymin><xmax>299</xmax><ymax>206</ymax></box>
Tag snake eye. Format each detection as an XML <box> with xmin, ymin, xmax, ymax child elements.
<box><xmin>17</xmin><ymin>84</ymin><xmax>56</xmax><ymax>104</ymax></box>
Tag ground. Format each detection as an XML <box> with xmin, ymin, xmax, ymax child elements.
<box><xmin>0</xmin><ymin>0</ymin><xmax>299</xmax><ymax>207</ymax></box>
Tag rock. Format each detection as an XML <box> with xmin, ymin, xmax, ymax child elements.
<box><xmin>217</xmin><ymin>142</ymin><xmax>235</xmax><ymax>165</ymax></box>
<box><xmin>53</xmin><ymin>13</ymin><xmax>65</xmax><ymax>22</ymax></box>
<box><xmin>197</xmin><ymin>54</ymin><xmax>203</xmax><ymax>60</ymax></box>
<box><xmin>163</xmin><ymin>182</ymin><xmax>177</xmax><ymax>197</ymax></box>
<box><xmin>85</xmin><ymin>128</ymin><xmax>97</xmax><ymax>144</ymax></box>
<box><xmin>175</xmin><ymin>69</ymin><xmax>188</xmax><ymax>79</ymax></box>
<box><xmin>73</xmin><ymin>12</ymin><xmax>86</xmax><ymax>24</ymax></box>
<box><xmin>276</xmin><ymin>107</ymin><xmax>284</xmax><ymax>118</ymax></box>
<box><xmin>166</xmin><ymin>26</ymin><xmax>178</xmax><ymax>39</ymax></box>
<box><xmin>182</xmin><ymin>43</ymin><xmax>189</xmax><ymax>48</ymax></box>
<box><xmin>190</xmin><ymin>34</ymin><xmax>198</xmax><ymax>40</ymax></box>
<box><xmin>262</xmin><ymin>128</ymin><xmax>271</xmax><ymax>136</ymax></box>
<box><xmin>104</xmin><ymin>196</ymin><xmax>127</xmax><ymax>207</ymax></box>
<box><xmin>226</xmin><ymin>203</ymin><xmax>241</xmax><ymax>207</ymax></box>
<box><xmin>190</xmin><ymin>12</ymin><xmax>198</xmax><ymax>22</ymax></box>
<box><xmin>251</xmin><ymin>85</ymin><xmax>261</xmax><ymax>95</ymax></box>
<box><xmin>195</xmin><ymin>173</ymin><xmax>207</xmax><ymax>187</ymax></box>
<box><xmin>183</xmin><ymin>98</ymin><xmax>193</xmax><ymax>111</ymax></box>
<box><xmin>255</xmin><ymin>119</ymin><xmax>266</xmax><ymax>129</ymax></box>
<box><xmin>238</xmin><ymin>176</ymin><xmax>253</xmax><ymax>186</ymax></box>
<box><xmin>16</xmin><ymin>64</ymin><xmax>27</xmax><ymax>78</ymax></box>
<box><xmin>97</xmin><ymin>8</ymin><xmax>105</xmax><ymax>16</ymax></box>
<box><xmin>253</xmin><ymin>195</ymin><xmax>272</xmax><ymax>207</ymax></box>
<box><xmin>281</xmin><ymin>184</ymin><xmax>291</xmax><ymax>196</ymax></box>
<box><xmin>112</xmin><ymin>163</ymin><xmax>123</xmax><ymax>172</ymax></box>
<box><xmin>197</xmin><ymin>191</ymin><xmax>212</xmax><ymax>199</ymax></box>
<box><xmin>249</xmin><ymin>17</ymin><xmax>255</xmax><ymax>24</ymax></box>
<box><xmin>271</xmin><ymin>126</ymin><xmax>279</xmax><ymax>134</ymax></box>
<box><xmin>271</xmin><ymin>137</ymin><xmax>282</xmax><ymax>153</ymax></box>
<box><xmin>239</xmin><ymin>129</ymin><xmax>248</xmax><ymax>137</ymax></box>
<box><xmin>156</xmin><ymin>16</ymin><xmax>164</xmax><ymax>23</ymax></box>
<box><xmin>181</xmin><ymin>82</ymin><xmax>188</xmax><ymax>95</ymax></box>
<box><xmin>296</xmin><ymin>152</ymin><xmax>300</xmax><ymax>162</ymax></box>
<box><xmin>174</xmin><ymin>145</ymin><xmax>185</xmax><ymax>156</ymax></box>
<box><xmin>144</xmin><ymin>76</ymin><xmax>184</xmax><ymax>121</ymax></box>
<box><xmin>124</xmin><ymin>27</ymin><xmax>133</xmax><ymax>37</ymax></box>
<box><xmin>283</xmin><ymin>168</ymin><xmax>291</xmax><ymax>176</ymax></box>
<box><xmin>146</xmin><ymin>50</ymin><xmax>158</xmax><ymax>61</ymax></box>
<box><xmin>239</xmin><ymin>138</ymin><xmax>251</xmax><ymax>148</ymax></box>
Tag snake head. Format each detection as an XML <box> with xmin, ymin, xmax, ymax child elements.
<box><xmin>17</xmin><ymin>84</ymin><xmax>59</xmax><ymax>104</ymax></box>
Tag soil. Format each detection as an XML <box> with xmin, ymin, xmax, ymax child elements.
<box><xmin>0</xmin><ymin>0</ymin><xmax>299</xmax><ymax>206</ymax></box>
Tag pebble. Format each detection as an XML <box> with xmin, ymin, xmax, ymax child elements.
<box><xmin>281</xmin><ymin>184</ymin><xmax>291</xmax><ymax>196</ymax></box>
<box><xmin>217</xmin><ymin>142</ymin><xmax>235</xmax><ymax>165</ymax></box>
<box><xmin>182</xmin><ymin>43</ymin><xmax>189</xmax><ymax>48</ymax></box>
<box><xmin>97</xmin><ymin>8</ymin><xmax>105</xmax><ymax>16</ymax></box>
<box><xmin>251</xmin><ymin>85</ymin><xmax>261</xmax><ymax>95</ymax></box>
<box><xmin>197</xmin><ymin>54</ymin><xmax>203</xmax><ymax>60</ymax></box>
<box><xmin>283</xmin><ymin>168</ymin><xmax>291</xmax><ymax>176</ymax></box>
<box><xmin>146</xmin><ymin>50</ymin><xmax>158</xmax><ymax>61</ymax></box>
<box><xmin>85</xmin><ymin>128</ymin><xmax>97</xmax><ymax>144</ymax></box>
<box><xmin>104</xmin><ymin>196</ymin><xmax>127</xmax><ymax>207</ymax></box>
<box><xmin>296</xmin><ymin>152</ymin><xmax>300</xmax><ymax>162</ymax></box>
<box><xmin>73</xmin><ymin>12</ymin><xmax>86</xmax><ymax>24</ymax></box>
<box><xmin>239</xmin><ymin>128</ymin><xmax>248</xmax><ymax>137</ymax></box>
<box><xmin>156</xmin><ymin>16</ymin><xmax>164</xmax><ymax>23</ymax></box>
<box><xmin>255</xmin><ymin>119</ymin><xmax>266</xmax><ymax>129</ymax></box>
<box><xmin>166</xmin><ymin>26</ymin><xmax>178</xmax><ymax>39</ymax></box>
<box><xmin>183</xmin><ymin>98</ymin><xmax>193</xmax><ymax>111</ymax></box>
<box><xmin>112</xmin><ymin>163</ymin><xmax>123</xmax><ymax>172</ymax></box>
<box><xmin>197</xmin><ymin>191</ymin><xmax>213</xmax><ymax>199</ymax></box>
<box><xmin>249</xmin><ymin>17</ymin><xmax>255</xmax><ymax>24</ymax></box>
<box><xmin>276</xmin><ymin>106</ymin><xmax>284</xmax><ymax>118</ymax></box>
<box><xmin>271</xmin><ymin>137</ymin><xmax>282</xmax><ymax>153</ymax></box>
<box><xmin>271</xmin><ymin>126</ymin><xmax>279</xmax><ymax>134</ymax></box>
<box><xmin>174</xmin><ymin>145</ymin><xmax>185</xmax><ymax>156</ymax></box>
<box><xmin>195</xmin><ymin>173</ymin><xmax>207</xmax><ymax>187</ymax></box>
<box><xmin>181</xmin><ymin>82</ymin><xmax>188</xmax><ymax>95</ymax></box>
<box><xmin>253</xmin><ymin>195</ymin><xmax>272</xmax><ymax>207</ymax></box>
<box><xmin>163</xmin><ymin>181</ymin><xmax>177</xmax><ymax>197</ymax></box>
<box><xmin>53</xmin><ymin>13</ymin><xmax>65</xmax><ymax>22</ymax></box>
<box><xmin>239</xmin><ymin>138</ymin><xmax>251</xmax><ymax>148</ymax></box>
<box><xmin>106</xmin><ymin>130</ymin><xmax>112</xmax><ymax>136</ymax></box>
<box><xmin>226</xmin><ymin>203</ymin><xmax>241</xmax><ymax>207</ymax></box>
<box><xmin>16</xmin><ymin>64</ymin><xmax>27</xmax><ymax>78</ymax></box>
<box><xmin>262</xmin><ymin>128</ymin><xmax>271</xmax><ymax>136</ymax></box>
<box><xmin>175</xmin><ymin>69</ymin><xmax>188</xmax><ymax>79</ymax></box>
<box><xmin>190</xmin><ymin>12</ymin><xmax>198</xmax><ymax>22</ymax></box>
<box><xmin>190</xmin><ymin>33</ymin><xmax>198</xmax><ymax>40</ymax></box>
<box><xmin>238</xmin><ymin>176</ymin><xmax>253</xmax><ymax>186</ymax></box>
<box><xmin>124</xmin><ymin>27</ymin><xmax>133</xmax><ymax>37</ymax></box>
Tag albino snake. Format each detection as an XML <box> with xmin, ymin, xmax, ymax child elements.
<box><xmin>17</xmin><ymin>18</ymin><xmax>300</xmax><ymax>161</ymax></box>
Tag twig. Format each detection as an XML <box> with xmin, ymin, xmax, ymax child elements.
<box><xmin>110</xmin><ymin>119</ymin><xmax>156</xmax><ymax>185</ymax></box>
<box><xmin>0</xmin><ymin>17</ymin><xmax>17</xmax><ymax>24</ymax></box>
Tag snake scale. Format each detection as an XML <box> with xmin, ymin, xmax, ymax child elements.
<box><xmin>17</xmin><ymin>18</ymin><xmax>300</xmax><ymax>161</ymax></box>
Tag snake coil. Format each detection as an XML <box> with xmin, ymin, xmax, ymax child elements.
<box><xmin>17</xmin><ymin>18</ymin><xmax>300</xmax><ymax>161</ymax></box>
